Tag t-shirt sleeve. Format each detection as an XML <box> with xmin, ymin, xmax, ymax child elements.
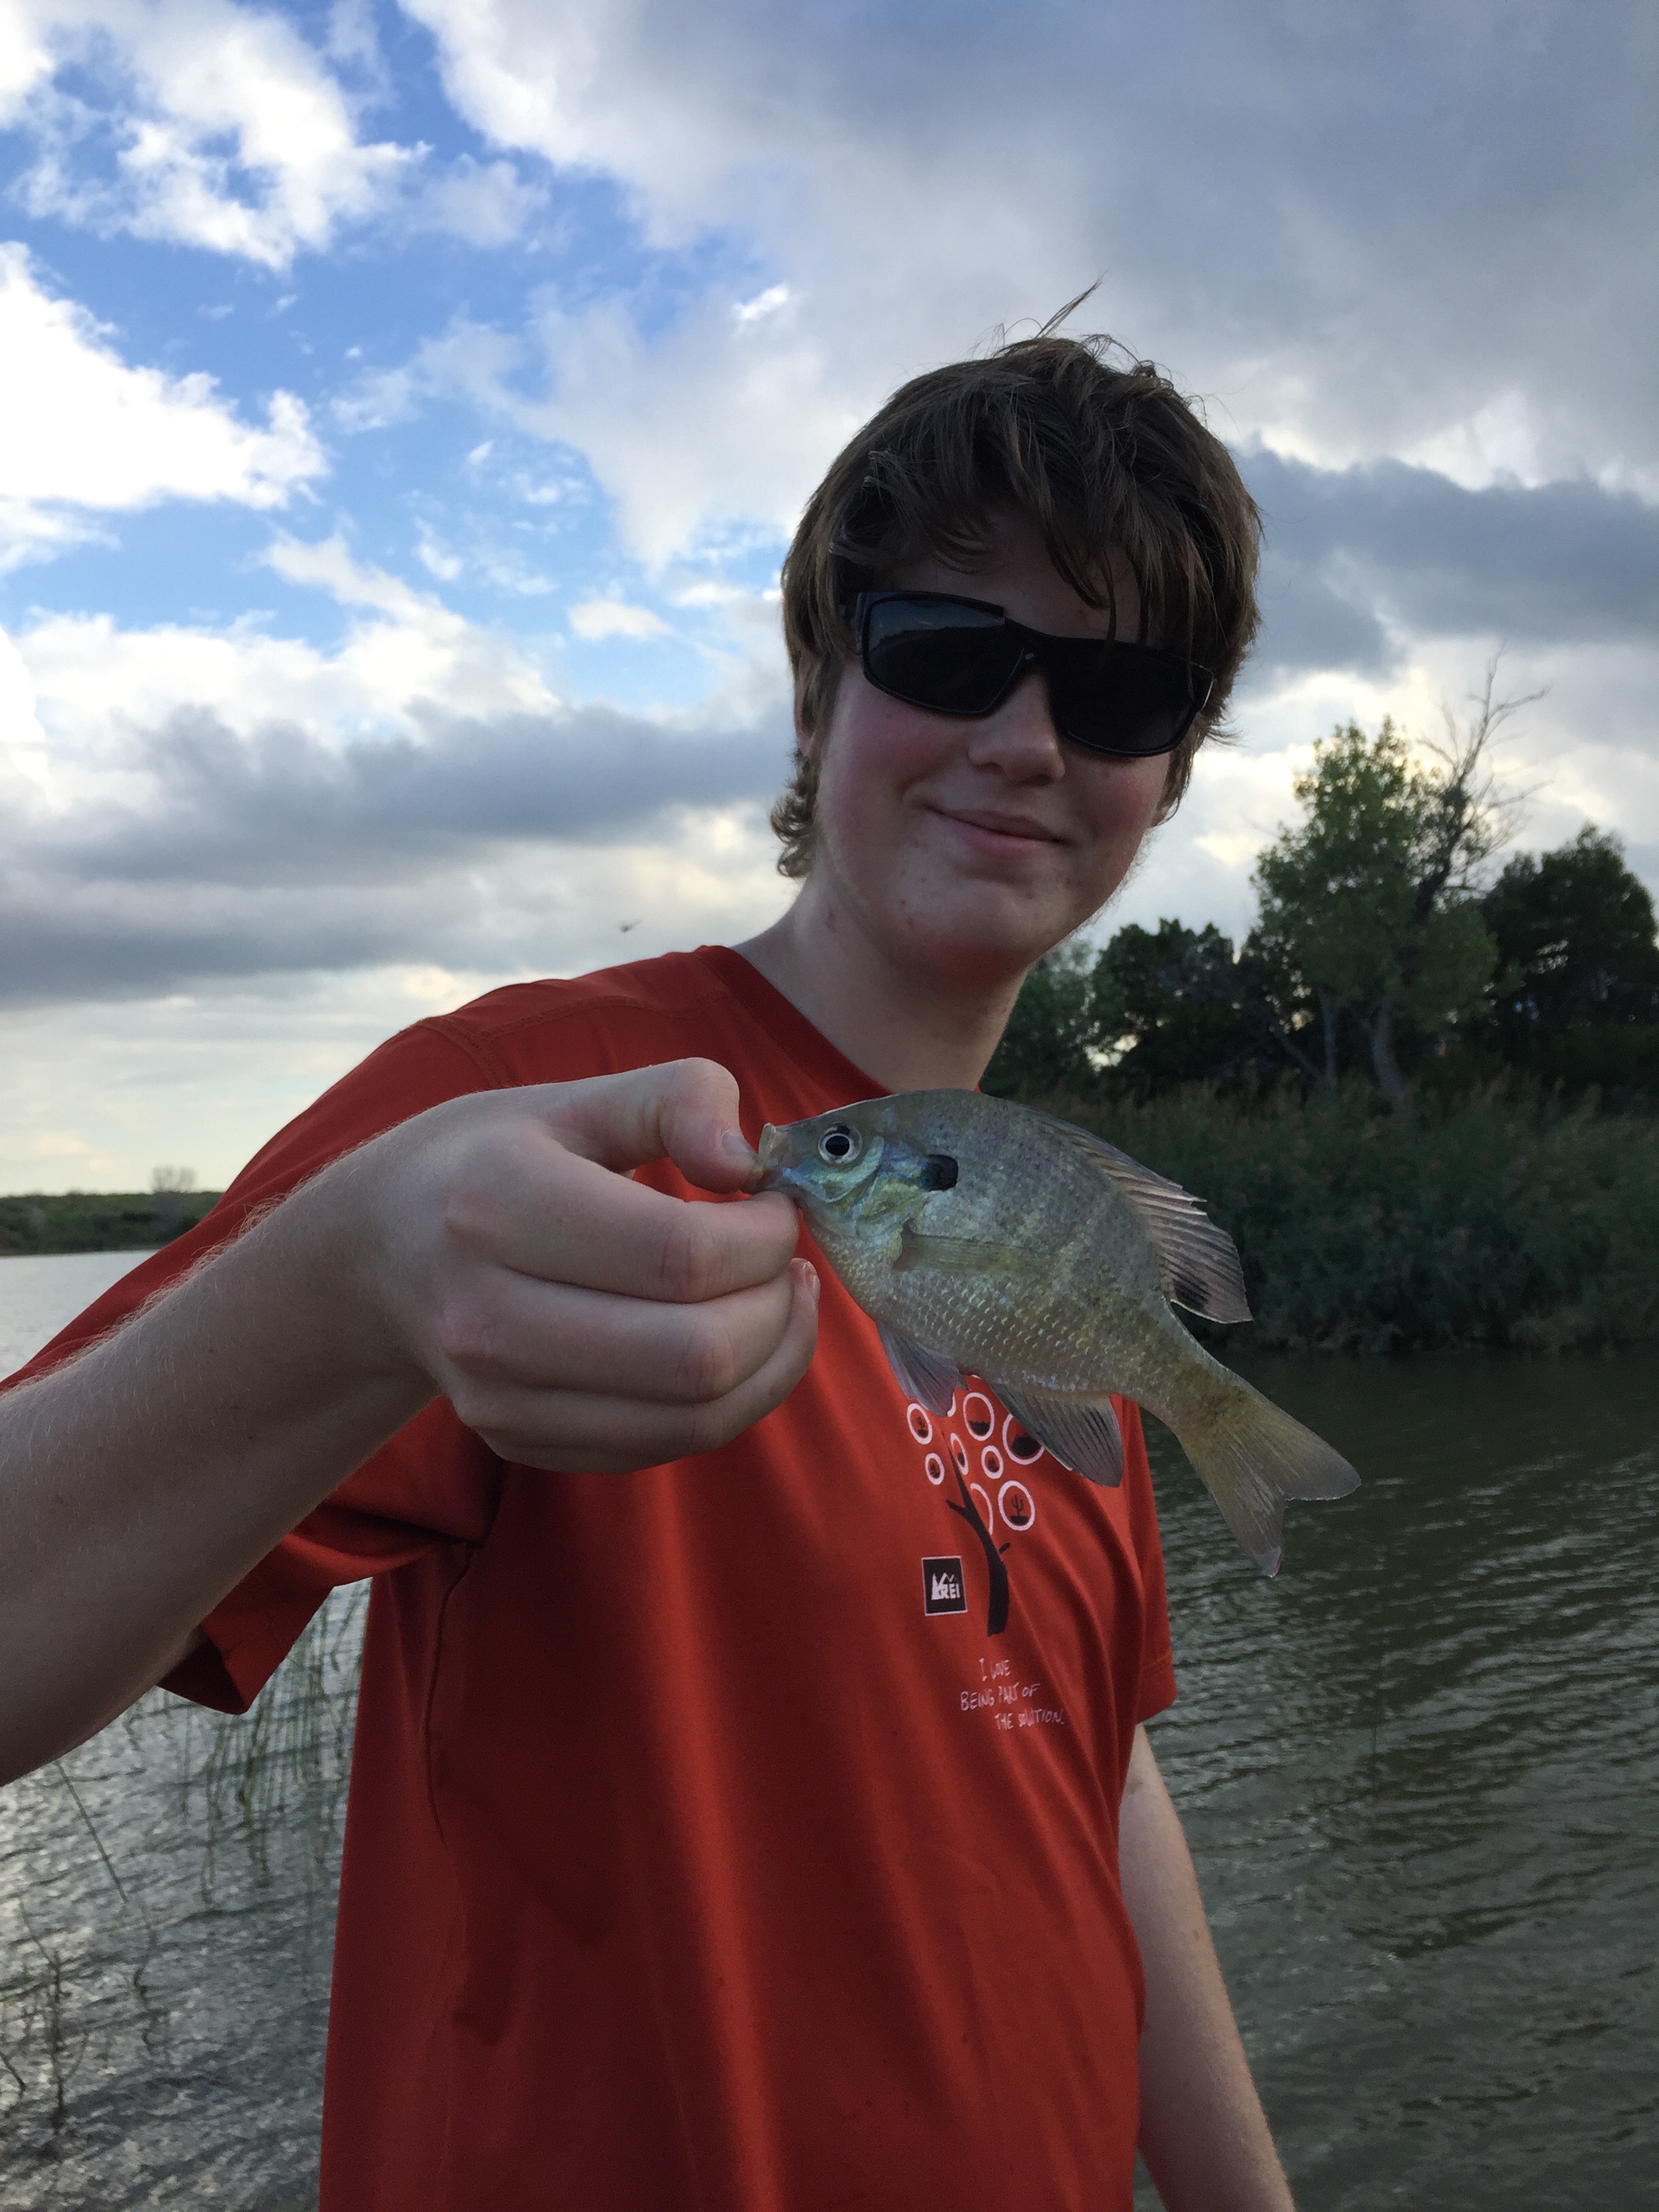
<box><xmin>1116</xmin><ymin>1399</ymin><xmax>1178</xmax><ymax>1724</ymax></box>
<box><xmin>2</xmin><ymin>1019</ymin><xmax>512</xmax><ymax>1715</ymax></box>
<box><xmin>165</xmin><ymin>1397</ymin><xmax>501</xmax><ymax>1713</ymax></box>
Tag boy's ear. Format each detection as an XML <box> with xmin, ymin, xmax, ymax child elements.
<box><xmin>792</xmin><ymin>672</ymin><xmax>818</xmax><ymax>756</ymax></box>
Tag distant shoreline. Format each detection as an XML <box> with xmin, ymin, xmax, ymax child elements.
<box><xmin>0</xmin><ymin>1191</ymin><xmax>222</xmax><ymax>1258</ymax></box>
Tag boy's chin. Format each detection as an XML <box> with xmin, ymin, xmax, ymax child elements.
<box><xmin>893</xmin><ymin>905</ymin><xmax>1085</xmax><ymax>987</ymax></box>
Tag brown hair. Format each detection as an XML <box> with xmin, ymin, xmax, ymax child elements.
<box><xmin>771</xmin><ymin>322</ymin><xmax>1261</xmax><ymax>876</ymax></box>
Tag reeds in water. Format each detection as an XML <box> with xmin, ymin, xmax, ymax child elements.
<box><xmin>180</xmin><ymin>1582</ymin><xmax>367</xmax><ymax>1886</ymax></box>
<box><xmin>1</xmin><ymin>1583</ymin><xmax>367</xmax><ymax>2177</ymax></box>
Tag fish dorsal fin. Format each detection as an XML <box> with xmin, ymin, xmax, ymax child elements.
<box><xmin>1044</xmin><ymin>1115</ymin><xmax>1252</xmax><ymax>1324</ymax></box>
<box><xmin>998</xmin><ymin>1386</ymin><xmax>1124</xmax><ymax>1488</ymax></box>
<box><xmin>878</xmin><ymin>1324</ymin><xmax>965</xmax><ymax>1416</ymax></box>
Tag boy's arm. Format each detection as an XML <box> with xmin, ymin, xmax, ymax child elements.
<box><xmin>0</xmin><ymin>1060</ymin><xmax>817</xmax><ymax>1786</ymax></box>
<box><xmin>1120</xmin><ymin>1725</ymin><xmax>1296</xmax><ymax>2212</ymax></box>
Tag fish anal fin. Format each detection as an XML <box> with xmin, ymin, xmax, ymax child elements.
<box><xmin>1047</xmin><ymin>1118</ymin><xmax>1252</xmax><ymax>1325</ymax></box>
<box><xmin>997</xmin><ymin>1386</ymin><xmax>1123</xmax><ymax>1488</ymax></box>
<box><xmin>877</xmin><ymin>1324</ymin><xmax>964</xmax><ymax>1416</ymax></box>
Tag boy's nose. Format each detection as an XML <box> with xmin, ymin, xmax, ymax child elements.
<box><xmin>962</xmin><ymin>667</ymin><xmax>1065</xmax><ymax>779</ymax></box>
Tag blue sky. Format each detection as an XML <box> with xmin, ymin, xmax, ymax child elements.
<box><xmin>1</xmin><ymin>0</ymin><xmax>1656</xmax><ymax>1189</ymax></box>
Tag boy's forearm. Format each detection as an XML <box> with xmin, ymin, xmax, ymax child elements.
<box><xmin>1120</xmin><ymin>1726</ymin><xmax>1295</xmax><ymax>2212</ymax></box>
<box><xmin>0</xmin><ymin>1157</ymin><xmax>431</xmax><ymax>1784</ymax></box>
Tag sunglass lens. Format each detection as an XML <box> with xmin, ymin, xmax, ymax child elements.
<box><xmin>1046</xmin><ymin>644</ymin><xmax>1202</xmax><ymax>756</ymax></box>
<box><xmin>863</xmin><ymin>598</ymin><xmax>1022</xmax><ymax>714</ymax></box>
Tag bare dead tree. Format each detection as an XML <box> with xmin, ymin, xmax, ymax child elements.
<box><xmin>1411</xmin><ymin>651</ymin><xmax>1548</xmax><ymax>927</ymax></box>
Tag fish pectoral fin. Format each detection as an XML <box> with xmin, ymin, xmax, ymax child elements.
<box><xmin>997</xmin><ymin>1387</ymin><xmax>1124</xmax><ymax>1488</ymax></box>
<box><xmin>1047</xmin><ymin>1118</ymin><xmax>1252</xmax><ymax>1325</ymax></box>
<box><xmin>895</xmin><ymin>1225</ymin><xmax>1041</xmax><ymax>1275</ymax></box>
<box><xmin>878</xmin><ymin>1324</ymin><xmax>966</xmax><ymax>1416</ymax></box>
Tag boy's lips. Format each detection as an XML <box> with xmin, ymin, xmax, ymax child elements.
<box><xmin>934</xmin><ymin>804</ymin><xmax>1065</xmax><ymax>848</ymax></box>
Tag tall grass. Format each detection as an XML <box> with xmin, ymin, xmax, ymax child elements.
<box><xmin>1050</xmin><ymin>1080</ymin><xmax>1659</xmax><ymax>1351</ymax></box>
<box><xmin>1</xmin><ymin>1586</ymin><xmax>365</xmax><ymax>2165</ymax></box>
<box><xmin>178</xmin><ymin>1582</ymin><xmax>367</xmax><ymax>1887</ymax></box>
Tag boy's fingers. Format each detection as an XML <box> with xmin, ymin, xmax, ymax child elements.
<box><xmin>468</xmin><ymin>1146</ymin><xmax>802</xmax><ymax>1304</ymax></box>
<box><xmin>432</xmin><ymin>1060</ymin><xmax>800</xmax><ymax>1303</ymax></box>
<box><xmin>435</xmin><ymin>1262</ymin><xmax>803</xmax><ymax>1407</ymax></box>
<box><xmin>458</xmin><ymin>1259</ymin><xmax>821</xmax><ymax>1471</ymax></box>
<box><xmin>537</xmin><ymin>1060</ymin><xmax>762</xmax><ymax>1193</ymax></box>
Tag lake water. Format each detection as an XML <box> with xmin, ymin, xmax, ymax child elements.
<box><xmin>1</xmin><ymin>1252</ymin><xmax>357</xmax><ymax>2210</ymax></box>
<box><xmin>0</xmin><ymin>1250</ymin><xmax>159</xmax><ymax>1380</ymax></box>
<box><xmin>2</xmin><ymin>1252</ymin><xmax>1655</xmax><ymax>2207</ymax></box>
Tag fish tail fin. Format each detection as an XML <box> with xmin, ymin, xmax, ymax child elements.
<box><xmin>1180</xmin><ymin>1384</ymin><xmax>1359</xmax><ymax>1576</ymax></box>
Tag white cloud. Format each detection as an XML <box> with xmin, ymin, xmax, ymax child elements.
<box><xmin>4</xmin><ymin>574</ymin><xmax>1652</xmax><ymax>1185</ymax></box>
<box><xmin>411</xmin><ymin>150</ymin><xmax>546</xmax><ymax>246</ymax></box>
<box><xmin>228</xmin><ymin>529</ymin><xmax>556</xmax><ymax>722</ymax></box>
<box><xmin>0</xmin><ymin>541</ymin><xmax>564</xmax><ymax>888</ymax></box>
<box><xmin>568</xmin><ymin>596</ymin><xmax>668</xmax><ymax>641</ymax></box>
<box><xmin>4</xmin><ymin>0</ymin><xmax>1656</xmax><ymax>1186</ymax></box>
<box><xmin>0</xmin><ymin>623</ymin><xmax>51</xmax><ymax>821</ymax></box>
<box><xmin>0</xmin><ymin>846</ymin><xmax>786</xmax><ymax>1189</ymax></box>
<box><xmin>0</xmin><ymin>971</ymin><xmax>500</xmax><ymax>1193</ymax></box>
<box><xmin>0</xmin><ymin>537</ymin><xmax>793</xmax><ymax>977</ymax></box>
<box><xmin>390</xmin><ymin>0</ymin><xmax>1658</xmax><ymax>565</ymax></box>
<box><xmin>0</xmin><ymin>0</ymin><xmax>412</xmax><ymax>265</ymax></box>
<box><xmin>734</xmin><ymin>283</ymin><xmax>791</xmax><ymax>327</ymax></box>
<box><xmin>517</xmin><ymin>295</ymin><xmax>861</xmax><ymax>565</ymax></box>
<box><xmin>0</xmin><ymin>244</ymin><xmax>325</xmax><ymax>567</ymax></box>
<box><xmin>0</xmin><ymin>1</ymin><xmax>546</xmax><ymax>267</ymax></box>
<box><xmin>415</xmin><ymin>527</ymin><xmax>462</xmax><ymax>581</ymax></box>
<box><xmin>331</xmin><ymin>317</ymin><xmax>523</xmax><ymax>433</ymax></box>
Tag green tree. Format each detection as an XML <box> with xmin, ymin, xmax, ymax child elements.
<box><xmin>1093</xmin><ymin>920</ymin><xmax>1282</xmax><ymax>1092</ymax></box>
<box><xmin>1252</xmin><ymin>716</ymin><xmax>1501</xmax><ymax>1101</ymax></box>
<box><xmin>1482</xmin><ymin>825</ymin><xmax>1659</xmax><ymax>1036</ymax></box>
<box><xmin>982</xmin><ymin>941</ymin><xmax>1101</xmax><ymax>1096</ymax></box>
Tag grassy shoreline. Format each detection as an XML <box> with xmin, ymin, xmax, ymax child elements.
<box><xmin>7</xmin><ymin>1085</ymin><xmax>1656</xmax><ymax>1353</ymax></box>
<box><xmin>0</xmin><ymin>1190</ymin><xmax>221</xmax><ymax>1257</ymax></box>
<box><xmin>1032</xmin><ymin>1081</ymin><xmax>1659</xmax><ymax>1353</ymax></box>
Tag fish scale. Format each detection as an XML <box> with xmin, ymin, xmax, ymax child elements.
<box><xmin>758</xmin><ymin>1089</ymin><xmax>1359</xmax><ymax>1574</ymax></box>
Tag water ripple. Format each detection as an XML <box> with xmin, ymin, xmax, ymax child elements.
<box><xmin>1137</xmin><ymin>1351</ymin><xmax>1659</xmax><ymax>2208</ymax></box>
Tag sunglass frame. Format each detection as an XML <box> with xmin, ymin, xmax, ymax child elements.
<box><xmin>850</xmin><ymin>590</ymin><xmax>1214</xmax><ymax>759</ymax></box>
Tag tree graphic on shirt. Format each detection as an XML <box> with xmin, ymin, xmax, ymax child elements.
<box><xmin>945</xmin><ymin>1473</ymin><xmax>1010</xmax><ymax>1637</ymax></box>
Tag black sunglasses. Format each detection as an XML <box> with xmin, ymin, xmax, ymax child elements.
<box><xmin>849</xmin><ymin>590</ymin><xmax>1214</xmax><ymax>759</ymax></box>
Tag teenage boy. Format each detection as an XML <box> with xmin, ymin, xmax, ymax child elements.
<box><xmin>1</xmin><ymin>334</ymin><xmax>1294</xmax><ymax>2211</ymax></box>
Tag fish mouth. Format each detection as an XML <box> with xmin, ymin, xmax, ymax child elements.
<box><xmin>754</xmin><ymin>1123</ymin><xmax>787</xmax><ymax>1190</ymax></box>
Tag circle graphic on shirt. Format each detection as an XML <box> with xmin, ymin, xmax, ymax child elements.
<box><xmin>1003</xmin><ymin>1414</ymin><xmax>1044</xmax><ymax>1465</ymax></box>
<box><xmin>897</xmin><ymin>1375</ymin><xmax>1048</xmax><ymax>1639</ymax></box>
<box><xmin>999</xmin><ymin>1481</ymin><xmax>1036</xmax><ymax>1533</ymax></box>
<box><xmin>962</xmin><ymin>1391</ymin><xmax>995</xmax><ymax>1439</ymax></box>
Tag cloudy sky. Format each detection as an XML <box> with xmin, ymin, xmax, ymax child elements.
<box><xmin>1</xmin><ymin>0</ymin><xmax>1655</xmax><ymax>1190</ymax></box>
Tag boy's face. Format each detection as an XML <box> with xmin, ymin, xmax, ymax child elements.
<box><xmin>800</xmin><ymin>509</ymin><xmax>1171</xmax><ymax>989</ymax></box>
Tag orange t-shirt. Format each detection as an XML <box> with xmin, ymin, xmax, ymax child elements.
<box><xmin>18</xmin><ymin>947</ymin><xmax>1176</xmax><ymax>2212</ymax></box>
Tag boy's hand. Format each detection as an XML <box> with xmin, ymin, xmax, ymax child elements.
<box><xmin>0</xmin><ymin>1059</ymin><xmax>818</xmax><ymax>1781</ymax></box>
<box><xmin>348</xmin><ymin>1057</ymin><xmax>819</xmax><ymax>1472</ymax></box>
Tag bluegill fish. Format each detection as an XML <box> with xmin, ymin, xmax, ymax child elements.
<box><xmin>757</xmin><ymin>1092</ymin><xmax>1358</xmax><ymax>1574</ymax></box>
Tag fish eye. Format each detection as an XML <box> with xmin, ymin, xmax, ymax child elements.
<box><xmin>819</xmin><ymin>1124</ymin><xmax>861</xmax><ymax>1164</ymax></box>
